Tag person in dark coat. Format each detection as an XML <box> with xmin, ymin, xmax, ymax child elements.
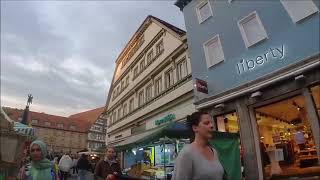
<box><xmin>77</xmin><ymin>154</ymin><xmax>91</xmax><ymax>180</ymax></box>
<box><xmin>94</xmin><ymin>147</ymin><xmax>121</xmax><ymax>180</ymax></box>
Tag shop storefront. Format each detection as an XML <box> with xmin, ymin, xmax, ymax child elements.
<box><xmin>204</xmin><ymin>59</ymin><xmax>320</xmax><ymax>179</ymax></box>
<box><xmin>115</xmin><ymin>121</ymin><xmax>242</xmax><ymax>180</ymax></box>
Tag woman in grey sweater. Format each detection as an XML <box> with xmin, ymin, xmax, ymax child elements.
<box><xmin>172</xmin><ymin>112</ymin><xmax>225</xmax><ymax>180</ymax></box>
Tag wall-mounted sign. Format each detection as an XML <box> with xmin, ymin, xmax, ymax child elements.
<box><xmin>155</xmin><ymin>114</ymin><xmax>176</xmax><ymax>126</ymax></box>
<box><xmin>195</xmin><ymin>78</ymin><xmax>208</xmax><ymax>94</ymax></box>
<box><xmin>236</xmin><ymin>45</ymin><xmax>285</xmax><ymax>74</ymax></box>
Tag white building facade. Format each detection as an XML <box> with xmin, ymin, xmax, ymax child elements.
<box><xmin>87</xmin><ymin>115</ymin><xmax>107</xmax><ymax>151</ymax></box>
<box><xmin>104</xmin><ymin>16</ymin><xmax>196</xmax><ymax>146</ymax></box>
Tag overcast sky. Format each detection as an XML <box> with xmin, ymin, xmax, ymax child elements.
<box><xmin>1</xmin><ymin>1</ymin><xmax>185</xmax><ymax>116</ymax></box>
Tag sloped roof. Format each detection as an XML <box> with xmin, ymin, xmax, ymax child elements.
<box><xmin>69</xmin><ymin>107</ymin><xmax>105</xmax><ymax>125</ymax></box>
<box><xmin>149</xmin><ymin>15</ymin><xmax>186</xmax><ymax>36</ymax></box>
<box><xmin>5</xmin><ymin>108</ymin><xmax>90</xmax><ymax>133</ymax></box>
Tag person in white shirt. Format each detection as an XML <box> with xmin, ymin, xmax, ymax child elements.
<box><xmin>58</xmin><ymin>153</ymin><xmax>73</xmax><ymax>180</ymax></box>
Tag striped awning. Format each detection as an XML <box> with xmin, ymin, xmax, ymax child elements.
<box><xmin>13</xmin><ymin>122</ymin><xmax>35</xmax><ymax>136</ymax></box>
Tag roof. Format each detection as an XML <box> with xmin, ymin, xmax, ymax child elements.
<box><xmin>149</xmin><ymin>15</ymin><xmax>186</xmax><ymax>36</ymax></box>
<box><xmin>115</xmin><ymin>15</ymin><xmax>186</xmax><ymax>64</ymax></box>
<box><xmin>69</xmin><ymin>107</ymin><xmax>105</xmax><ymax>125</ymax></box>
<box><xmin>4</xmin><ymin>107</ymin><xmax>90</xmax><ymax>133</ymax></box>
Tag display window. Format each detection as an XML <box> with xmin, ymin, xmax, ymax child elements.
<box><xmin>215</xmin><ymin>112</ymin><xmax>239</xmax><ymax>133</ymax></box>
<box><xmin>310</xmin><ymin>84</ymin><xmax>320</xmax><ymax>118</ymax></box>
<box><xmin>254</xmin><ymin>95</ymin><xmax>320</xmax><ymax>179</ymax></box>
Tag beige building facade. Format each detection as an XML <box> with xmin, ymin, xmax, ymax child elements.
<box><xmin>7</xmin><ymin>108</ymin><xmax>88</xmax><ymax>154</ymax></box>
<box><xmin>104</xmin><ymin>16</ymin><xmax>196</xmax><ymax>146</ymax></box>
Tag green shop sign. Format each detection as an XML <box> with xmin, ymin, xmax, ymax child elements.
<box><xmin>155</xmin><ymin>114</ymin><xmax>176</xmax><ymax>126</ymax></box>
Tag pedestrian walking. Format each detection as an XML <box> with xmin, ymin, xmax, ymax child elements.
<box><xmin>172</xmin><ymin>111</ymin><xmax>225</xmax><ymax>180</ymax></box>
<box><xmin>21</xmin><ymin>140</ymin><xmax>58</xmax><ymax>180</ymax></box>
<box><xmin>94</xmin><ymin>147</ymin><xmax>121</xmax><ymax>180</ymax></box>
<box><xmin>71</xmin><ymin>154</ymin><xmax>79</xmax><ymax>176</ymax></box>
<box><xmin>77</xmin><ymin>154</ymin><xmax>91</xmax><ymax>180</ymax></box>
<box><xmin>58</xmin><ymin>153</ymin><xmax>72</xmax><ymax>180</ymax></box>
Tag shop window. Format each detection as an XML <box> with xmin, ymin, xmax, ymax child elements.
<box><xmin>280</xmin><ymin>0</ymin><xmax>319</xmax><ymax>23</ymax></box>
<box><xmin>215</xmin><ymin>112</ymin><xmax>239</xmax><ymax>133</ymax></box>
<box><xmin>254</xmin><ymin>95</ymin><xmax>319</xmax><ymax>179</ymax></box>
<box><xmin>310</xmin><ymin>85</ymin><xmax>320</xmax><ymax>118</ymax></box>
<box><xmin>238</xmin><ymin>11</ymin><xmax>268</xmax><ymax>48</ymax></box>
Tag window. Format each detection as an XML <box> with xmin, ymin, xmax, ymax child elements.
<box><xmin>121</xmin><ymin>81</ymin><xmax>125</xmax><ymax>90</ymax></box>
<box><xmin>138</xmin><ymin>90</ymin><xmax>144</xmax><ymax>107</ymax></box>
<box><xmin>155</xmin><ymin>77</ymin><xmax>162</xmax><ymax>96</ymax></box>
<box><xmin>196</xmin><ymin>0</ymin><xmax>213</xmax><ymax>24</ymax></box>
<box><xmin>177</xmin><ymin>59</ymin><xmax>188</xmax><ymax>81</ymax></box>
<box><xmin>123</xmin><ymin>103</ymin><xmax>127</xmax><ymax>116</ymax></box>
<box><xmin>156</xmin><ymin>40</ymin><xmax>164</xmax><ymax>55</ymax></box>
<box><xmin>45</xmin><ymin>121</ymin><xmax>51</xmax><ymax>126</ymax></box>
<box><xmin>118</xmin><ymin>107</ymin><xmax>122</xmax><ymax>120</ymax></box>
<box><xmin>129</xmin><ymin>98</ymin><xmax>134</xmax><ymax>112</ymax></box>
<box><xmin>133</xmin><ymin>66</ymin><xmax>139</xmax><ymax>78</ymax></box>
<box><xmin>57</xmin><ymin>123</ymin><xmax>63</xmax><ymax>128</ymax></box>
<box><xmin>203</xmin><ymin>34</ymin><xmax>225</xmax><ymax>68</ymax></box>
<box><xmin>125</xmin><ymin>76</ymin><xmax>129</xmax><ymax>86</ymax></box>
<box><xmin>32</xmin><ymin>119</ymin><xmax>38</xmax><ymax>125</ymax></box>
<box><xmin>280</xmin><ymin>0</ymin><xmax>319</xmax><ymax>23</ymax></box>
<box><xmin>113</xmin><ymin>90</ymin><xmax>117</xmax><ymax>99</ymax></box>
<box><xmin>70</xmin><ymin>125</ymin><xmax>76</xmax><ymax>130</ymax></box>
<box><xmin>117</xmin><ymin>86</ymin><xmax>120</xmax><ymax>95</ymax></box>
<box><xmin>238</xmin><ymin>11</ymin><xmax>268</xmax><ymax>48</ymax></box>
<box><xmin>215</xmin><ymin>112</ymin><xmax>239</xmax><ymax>133</ymax></box>
<box><xmin>147</xmin><ymin>50</ymin><xmax>154</xmax><ymax>64</ymax></box>
<box><xmin>254</xmin><ymin>95</ymin><xmax>319</xmax><ymax>179</ymax></box>
<box><xmin>165</xmin><ymin>69</ymin><xmax>174</xmax><ymax>89</ymax></box>
<box><xmin>146</xmin><ymin>84</ymin><xmax>153</xmax><ymax>102</ymax></box>
<box><xmin>112</xmin><ymin>112</ymin><xmax>117</xmax><ymax>122</ymax></box>
<box><xmin>140</xmin><ymin>59</ymin><xmax>145</xmax><ymax>72</ymax></box>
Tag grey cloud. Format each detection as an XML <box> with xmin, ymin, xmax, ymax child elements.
<box><xmin>1</xmin><ymin>1</ymin><xmax>185</xmax><ymax>116</ymax></box>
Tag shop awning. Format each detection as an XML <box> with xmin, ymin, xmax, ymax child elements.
<box><xmin>13</xmin><ymin>122</ymin><xmax>35</xmax><ymax>136</ymax></box>
<box><xmin>114</xmin><ymin>121</ymin><xmax>190</xmax><ymax>151</ymax></box>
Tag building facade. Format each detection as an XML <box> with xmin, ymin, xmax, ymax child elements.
<box><xmin>104</xmin><ymin>16</ymin><xmax>195</xmax><ymax>147</ymax></box>
<box><xmin>176</xmin><ymin>0</ymin><xmax>319</xmax><ymax>179</ymax></box>
<box><xmin>69</xmin><ymin>107</ymin><xmax>106</xmax><ymax>151</ymax></box>
<box><xmin>6</xmin><ymin>108</ymin><xmax>88</xmax><ymax>154</ymax></box>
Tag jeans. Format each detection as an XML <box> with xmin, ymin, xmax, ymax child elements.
<box><xmin>78</xmin><ymin>169</ymin><xmax>88</xmax><ymax>180</ymax></box>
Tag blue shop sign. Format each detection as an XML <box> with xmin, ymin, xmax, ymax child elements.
<box><xmin>155</xmin><ymin>114</ymin><xmax>176</xmax><ymax>126</ymax></box>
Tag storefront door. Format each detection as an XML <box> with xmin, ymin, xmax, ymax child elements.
<box><xmin>252</xmin><ymin>94</ymin><xmax>320</xmax><ymax>179</ymax></box>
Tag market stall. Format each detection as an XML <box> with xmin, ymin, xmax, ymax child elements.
<box><xmin>0</xmin><ymin>107</ymin><xmax>35</xmax><ymax>180</ymax></box>
<box><xmin>114</xmin><ymin>121</ymin><xmax>241</xmax><ymax>180</ymax></box>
